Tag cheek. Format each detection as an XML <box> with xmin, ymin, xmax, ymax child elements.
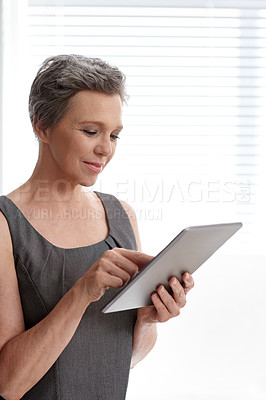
<box><xmin>52</xmin><ymin>139</ymin><xmax>81</xmax><ymax>169</ymax></box>
<box><xmin>64</xmin><ymin>136</ymin><xmax>85</xmax><ymax>158</ymax></box>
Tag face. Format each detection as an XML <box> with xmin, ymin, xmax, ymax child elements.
<box><xmin>42</xmin><ymin>90</ymin><xmax>123</xmax><ymax>187</ymax></box>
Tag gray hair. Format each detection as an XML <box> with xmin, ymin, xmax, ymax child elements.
<box><xmin>29</xmin><ymin>54</ymin><xmax>128</xmax><ymax>131</ymax></box>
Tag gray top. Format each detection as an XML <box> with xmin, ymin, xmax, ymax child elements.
<box><xmin>0</xmin><ymin>191</ymin><xmax>138</xmax><ymax>400</ymax></box>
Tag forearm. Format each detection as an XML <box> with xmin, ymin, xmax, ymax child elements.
<box><xmin>0</xmin><ymin>277</ymin><xmax>90</xmax><ymax>400</ymax></box>
<box><xmin>131</xmin><ymin>318</ymin><xmax>157</xmax><ymax>369</ymax></box>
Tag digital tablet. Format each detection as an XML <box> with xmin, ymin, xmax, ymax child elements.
<box><xmin>102</xmin><ymin>222</ymin><xmax>242</xmax><ymax>313</ymax></box>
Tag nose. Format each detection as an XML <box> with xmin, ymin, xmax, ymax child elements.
<box><xmin>94</xmin><ymin>135</ymin><xmax>113</xmax><ymax>157</ymax></box>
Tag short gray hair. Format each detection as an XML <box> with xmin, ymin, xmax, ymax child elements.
<box><xmin>29</xmin><ymin>54</ymin><xmax>128</xmax><ymax>131</ymax></box>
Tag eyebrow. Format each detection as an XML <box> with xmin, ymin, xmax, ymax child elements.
<box><xmin>79</xmin><ymin>120</ymin><xmax>123</xmax><ymax>131</ymax></box>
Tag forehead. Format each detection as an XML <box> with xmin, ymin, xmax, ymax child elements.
<box><xmin>68</xmin><ymin>90</ymin><xmax>123</xmax><ymax>122</ymax></box>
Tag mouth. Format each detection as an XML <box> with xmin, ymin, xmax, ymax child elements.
<box><xmin>82</xmin><ymin>161</ymin><xmax>104</xmax><ymax>173</ymax></box>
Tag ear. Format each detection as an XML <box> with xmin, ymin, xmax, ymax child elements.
<box><xmin>33</xmin><ymin>116</ymin><xmax>52</xmax><ymax>143</ymax></box>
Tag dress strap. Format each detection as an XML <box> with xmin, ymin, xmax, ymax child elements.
<box><xmin>0</xmin><ymin>193</ymin><xmax>137</xmax><ymax>252</ymax></box>
<box><xmin>0</xmin><ymin>195</ymin><xmax>53</xmax><ymax>260</ymax></box>
<box><xmin>94</xmin><ymin>191</ymin><xmax>137</xmax><ymax>251</ymax></box>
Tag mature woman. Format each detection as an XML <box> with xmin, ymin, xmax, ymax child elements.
<box><xmin>0</xmin><ymin>55</ymin><xmax>194</xmax><ymax>400</ymax></box>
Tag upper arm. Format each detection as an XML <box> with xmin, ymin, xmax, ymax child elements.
<box><xmin>120</xmin><ymin>201</ymin><xmax>142</xmax><ymax>251</ymax></box>
<box><xmin>0</xmin><ymin>211</ymin><xmax>25</xmax><ymax>352</ymax></box>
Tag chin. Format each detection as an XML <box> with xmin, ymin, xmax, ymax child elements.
<box><xmin>79</xmin><ymin>177</ymin><xmax>99</xmax><ymax>188</ymax></box>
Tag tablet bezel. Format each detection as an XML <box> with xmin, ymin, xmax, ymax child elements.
<box><xmin>102</xmin><ymin>222</ymin><xmax>242</xmax><ymax>313</ymax></box>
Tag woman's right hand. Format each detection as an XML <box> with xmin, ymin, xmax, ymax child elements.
<box><xmin>82</xmin><ymin>248</ymin><xmax>153</xmax><ymax>303</ymax></box>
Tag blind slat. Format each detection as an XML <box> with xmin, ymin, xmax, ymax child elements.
<box><xmin>4</xmin><ymin>2</ymin><xmax>266</xmax><ymax>255</ymax></box>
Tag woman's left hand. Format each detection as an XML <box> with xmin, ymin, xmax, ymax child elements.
<box><xmin>137</xmin><ymin>272</ymin><xmax>194</xmax><ymax>324</ymax></box>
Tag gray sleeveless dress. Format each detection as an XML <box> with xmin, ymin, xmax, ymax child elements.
<box><xmin>0</xmin><ymin>192</ymin><xmax>138</xmax><ymax>400</ymax></box>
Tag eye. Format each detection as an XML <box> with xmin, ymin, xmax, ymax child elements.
<box><xmin>110</xmin><ymin>134</ymin><xmax>120</xmax><ymax>141</ymax></box>
<box><xmin>82</xmin><ymin>129</ymin><xmax>98</xmax><ymax>136</ymax></box>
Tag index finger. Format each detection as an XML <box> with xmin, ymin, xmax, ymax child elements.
<box><xmin>113</xmin><ymin>248</ymin><xmax>154</xmax><ymax>270</ymax></box>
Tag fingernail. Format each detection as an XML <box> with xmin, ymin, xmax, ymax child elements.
<box><xmin>184</xmin><ymin>273</ymin><xmax>190</xmax><ymax>281</ymax></box>
<box><xmin>171</xmin><ymin>277</ymin><xmax>178</xmax><ymax>287</ymax></box>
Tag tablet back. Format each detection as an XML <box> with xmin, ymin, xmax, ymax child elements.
<box><xmin>102</xmin><ymin>222</ymin><xmax>242</xmax><ymax>313</ymax></box>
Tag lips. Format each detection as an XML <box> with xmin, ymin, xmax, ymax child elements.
<box><xmin>83</xmin><ymin>161</ymin><xmax>104</xmax><ymax>173</ymax></box>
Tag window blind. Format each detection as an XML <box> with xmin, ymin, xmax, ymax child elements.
<box><xmin>3</xmin><ymin>1</ymin><xmax>266</xmax><ymax>254</ymax></box>
<box><xmin>0</xmin><ymin>1</ymin><xmax>3</xmax><ymax>194</ymax></box>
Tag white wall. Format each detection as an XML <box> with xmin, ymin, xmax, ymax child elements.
<box><xmin>0</xmin><ymin>0</ymin><xmax>3</xmax><ymax>193</ymax></box>
<box><xmin>127</xmin><ymin>254</ymin><xmax>266</xmax><ymax>400</ymax></box>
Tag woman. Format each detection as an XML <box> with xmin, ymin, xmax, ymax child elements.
<box><xmin>0</xmin><ymin>55</ymin><xmax>194</xmax><ymax>400</ymax></box>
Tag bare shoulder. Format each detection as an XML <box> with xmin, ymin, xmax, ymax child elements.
<box><xmin>0</xmin><ymin>210</ymin><xmax>13</xmax><ymax>249</ymax></box>
<box><xmin>119</xmin><ymin>201</ymin><xmax>142</xmax><ymax>251</ymax></box>
<box><xmin>120</xmin><ymin>200</ymin><xmax>136</xmax><ymax>218</ymax></box>
<box><xmin>6</xmin><ymin>182</ymin><xmax>31</xmax><ymax>203</ymax></box>
<box><xmin>0</xmin><ymin>211</ymin><xmax>25</xmax><ymax>351</ymax></box>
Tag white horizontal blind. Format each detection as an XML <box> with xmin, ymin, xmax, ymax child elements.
<box><xmin>2</xmin><ymin>4</ymin><xmax>266</xmax><ymax>400</ymax></box>
<box><xmin>4</xmin><ymin>1</ymin><xmax>266</xmax><ymax>254</ymax></box>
